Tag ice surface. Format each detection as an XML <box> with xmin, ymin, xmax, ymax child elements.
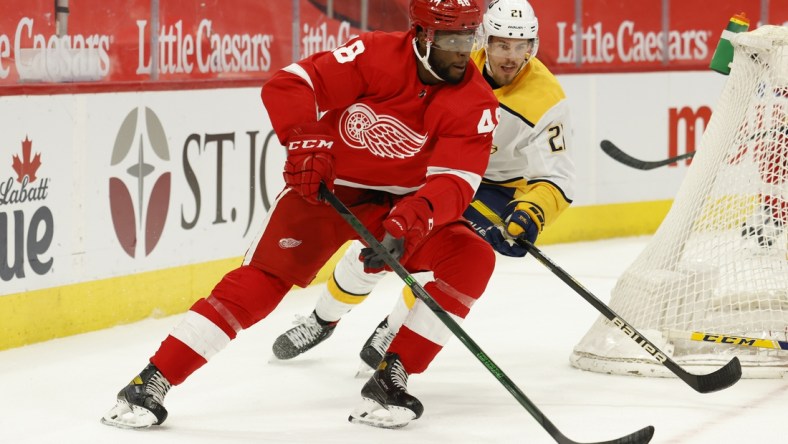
<box><xmin>2</xmin><ymin>237</ymin><xmax>785</xmax><ymax>444</ymax></box>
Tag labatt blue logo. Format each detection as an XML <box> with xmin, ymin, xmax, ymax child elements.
<box><xmin>0</xmin><ymin>136</ymin><xmax>54</xmax><ymax>281</ymax></box>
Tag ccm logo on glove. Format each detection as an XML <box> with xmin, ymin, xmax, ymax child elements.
<box><xmin>282</xmin><ymin>123</ymin><xmax>337</xmax><ymax>205</ymax></box>
<box><xmin>287</xmin><ymin>139</ymin><xmax>334</xmax><ymax>150</ymax></box>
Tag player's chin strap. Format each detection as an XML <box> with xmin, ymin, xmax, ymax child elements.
<box><xmin>411</xmin><ymin>37</ymin><xmax>445</xmax><ymax>82</ymax></box>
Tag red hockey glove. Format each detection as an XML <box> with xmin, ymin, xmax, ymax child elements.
<box><xmin>384</xmin><ymin>196</ymin><xmax>434</xmax><ymax>243</ymax></box>
<box><xmin>282</xmin><ymin>123</ymin><xmax>336</xmax><ymax>205</ymax></box>
<box><xmin>360</xmin><ymin>196</ymin><xmax>434</xmax><ymax>273</ymax></box>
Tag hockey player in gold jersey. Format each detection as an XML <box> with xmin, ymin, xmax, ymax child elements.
<box><xmin>465</xmin><ymin>0</ymin><xmax>573</xmax><ymax>256</ymax></box>
<box><xmin>272</xmin><ymin>0</ymin><xmax>576</xmax><ymax>420</ymax></box>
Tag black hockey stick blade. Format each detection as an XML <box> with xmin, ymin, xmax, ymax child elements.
<box><xmin>668</xmin><ymin>356</ymin><xmax>742</xmax><ymax>394</ymax></box>
<box><xmin>519</xmin><ymin>240</ymin><xmax>742</xmax><ymax>394</ymax></box>
<box><xmin>561</xmin><ymin>426</ymin><xmax>654</xmax><ymax>444</ymax></box>
<box><xmin>600</xmin><ymin>140</ymin><xmax>695</xmax><ymax>170</ymax></box>
<box><xmin>319</xmin><ymin>183</ymin><xmax>654</xmax><ymax>444</ymax></box>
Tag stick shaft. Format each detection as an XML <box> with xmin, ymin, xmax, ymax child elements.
<box><xmin>319</xmin><ymin>184</ymin><xmax>654</xmax><ymax>444</ymax></box>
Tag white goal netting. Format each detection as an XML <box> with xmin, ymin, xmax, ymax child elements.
<box><xmin>571</xmin><ymin>25</ymin><xmax>788</xmax><ymax>379</ymax></box>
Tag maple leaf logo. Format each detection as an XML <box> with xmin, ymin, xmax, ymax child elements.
<box><xmin>12</xmin><ymin>136</ymin><xmax>42</xmax><ymax>183</ymax></box>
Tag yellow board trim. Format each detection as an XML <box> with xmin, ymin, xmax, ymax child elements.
<box><xmin>0</xmin><ymin>201</ymin><xmax>672</xmax><ymax>351</ymax></box>
<box><xmin>0</xmin><ymin>256</ymin><xmax>239</xmax><ymax>351</ymax></box>
<box><xmin>539</xmin><ymin>200</ymin><xmax>672</xmax><ymax>244</ymax></box>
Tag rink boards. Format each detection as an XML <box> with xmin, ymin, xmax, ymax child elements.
<box><xmin>0</xmin><ymin>71</ymin><xmax>720</xmax><ymax>349</ymax></box>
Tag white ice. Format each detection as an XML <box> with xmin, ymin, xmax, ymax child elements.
<box><xmin>2</xmin><ymin>237</ymin><xmax>786</xmax><ymax>444</ymax></box>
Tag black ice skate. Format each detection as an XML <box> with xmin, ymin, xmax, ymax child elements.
<box><xmin>100</xmin><ymin>363</ymin><xmax>172</xmax><ymax>429</ymax></box>
<box><xmin>356</xmin><ymin>316</ymin><xmax>396</xmax><ymax>377</ymax></box>
<box><xmin>349</xmin><ymin>352</ymin><xmax>424</xmax><ymax>429</ymax></box>
<box><xmin>741</xmin><ymin>205</ymin><xmax>785</xmax><ymax>248</ymax></box>
<box><xmin>272</xmin><ymin>311</ymin><xmax>337</xmax><ymax>359</ymax></box>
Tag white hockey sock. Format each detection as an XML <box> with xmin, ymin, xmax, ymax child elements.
<box><xmin>315</xmin><ymin>240</ymin><xmax>386</xmax><ymax>322</ymax></box>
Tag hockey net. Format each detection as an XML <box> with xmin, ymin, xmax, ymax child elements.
<box><xmin>571</xmin><ymin>25</ymin><xmax>788</xmax><ymax>379</ymax></box>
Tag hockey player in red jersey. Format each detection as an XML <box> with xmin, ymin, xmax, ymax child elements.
<box><xmin>272</xmin><ymin>0</ymin><xmax>574</xmax><ymax>383</ymax></box>
<box><xmin>101</xmin><ymin>0</ymin><xmax>498</xmax><ymax>431</ymax></box>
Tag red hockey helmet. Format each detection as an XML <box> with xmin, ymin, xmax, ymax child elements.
<box><xmin>409</xmin><ymin>0</ymin><xmax>482</xmax><ymax>32</ymax></box>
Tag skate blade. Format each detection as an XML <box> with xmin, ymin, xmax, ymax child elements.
<box><xmin>354</xmin><ymin>361</ymin><xmax>375</xmax><ymax>379</ymax></box>
<box><xmin>100</xmin><ymin>400</ymin><xmax>158</xmax><ymax>429</ymax></box>
<box><xmin>348</xmin><ymin>397</ymin><xmax>416</xmax><ymax>429</ymax></box>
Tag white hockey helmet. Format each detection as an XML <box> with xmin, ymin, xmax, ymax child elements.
<box><xmin>483</xmin><ymin>0</ymin><xmax>539</xmax><ymax>61</ymax></box>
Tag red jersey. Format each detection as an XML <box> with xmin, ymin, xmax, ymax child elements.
<box><xmin>262</xmin><ymin>30</ymin><xmax>499</xmax><ymax>226</ymax></box>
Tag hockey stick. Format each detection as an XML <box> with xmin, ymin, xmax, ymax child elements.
<box><xmin>667</xmin><ymin>330</ymin><xmax>788</xmax><ymax>351</ymax></box>
<box><xmin>518</xmin><ymin>240</ymin><xmax>742</xmax><ymax>393</ymax></box>
<box><xmin>600</xmin><ymin>140</ymin><xmax>696</xmax><ymax>170</ymax></box>
<box><xmin>319</xmin><ymin>183</ymin><xmax>654</xmax><ymax>444</ymax></box>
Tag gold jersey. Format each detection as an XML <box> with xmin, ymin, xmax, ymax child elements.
<box><xmin>470</xmin><ymin>50</ymin><xmax>575</xmax><ymax>230</ymax></box>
